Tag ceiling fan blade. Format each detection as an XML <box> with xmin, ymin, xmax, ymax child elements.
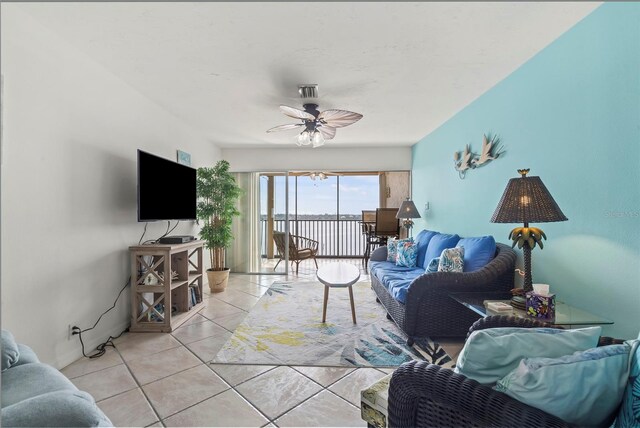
<box><xmin>266</xmin><ymin>123</ymin><xmax>304</xmax><ymax>133</ymax></box>
<box><xmin>280</xmin><ymin>105</ymin><xmax>316</xmax><ymax>121</ymax></box>
<box><xmin>318</xmin><ymin>110</ymin><xmax>363</xmax><ymax>128</ymax></box>
<box><xmin>318</xmin><ymin>125</ymin><xmax>336</xmax><ymax>140</ymax></box>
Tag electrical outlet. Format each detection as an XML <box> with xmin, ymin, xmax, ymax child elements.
<box><xmin>68</xmin><ymin>324</ymin><xmax>80</xmax><ymax>340</ymax></box>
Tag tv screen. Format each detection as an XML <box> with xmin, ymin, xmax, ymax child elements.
<box><xmin>137</xmin><ymin>150</ymin><xmax>197</xmax><ymax>221</ymax></box>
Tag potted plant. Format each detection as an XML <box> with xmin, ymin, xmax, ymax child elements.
<box><xmin>196</xmin><ymin>160</ymin><xmax>242</xmax><ymax>292</ymax></box>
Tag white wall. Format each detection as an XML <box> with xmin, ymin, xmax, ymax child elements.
<box><xmin>221</xmin><ymin>147</ymin><xmax>412</xmax><ymax>172</ymax></box>
<box><xmin>1</xmin><ymin>7</ymin><xmax>220</xmax><ymax>368</ymax></box>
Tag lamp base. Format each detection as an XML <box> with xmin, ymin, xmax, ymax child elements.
<box><xmin>510</xmin><ymin>295</ymin><xmax>526</xmax><ymax>310</ymax></box>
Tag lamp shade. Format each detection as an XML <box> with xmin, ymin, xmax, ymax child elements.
<box><xmin>396</xmin><ymin>200</ymin><xmax>421</xmax><ymax>219</ymax></box>
<box><xmin>491</xmin><ymin>171</ymin><xmax>567</xmax><ymax>224</ymax></box>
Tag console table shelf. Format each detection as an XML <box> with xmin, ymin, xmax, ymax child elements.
<box><xmin>129</xmin><ymin>240</ymin><xmax>205</xmax><ymax>333</ymax></box>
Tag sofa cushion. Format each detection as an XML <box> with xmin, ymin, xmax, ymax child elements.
<box><xmin>454</xmin><ymin>326</ymin><xmax>602</xmax><ymax>385</ymax></box>
<box><xmin>456</xmin><ymin>236</ymin><xmax>496</xmax><ymax>272</ymax></box>
<box><xmin>1</xmin><ymin>363</ymin><xmax>79</xmax><ymax>407</ymax></box>
<box><xmin>437</xmin><ymin>247</ymin><xmax>464</xmax><ymax>272</ymax></box>
<box><xmin>614</xmin><ymin>333</ymin><xmax>640</xmax><ymax>427</ymax></box>
<box><xmin>496</xmin><ymin>342</ymin><xmax>636</xmax><ymax>427</ymax></box>
<box><xmin>386</xmin><ymin>279</ymin><xmax>414</xmax><ymax>304</ymax></box>
<box><xmin>14</xmin><ymin>344</ymin><xmax>40</xmax><ymax>367</ymax></box>
<box><xmin>396</xmin><ymin>241</ymin><xmax>418</xmax><ymax>267</ymax></box>
<box><xmin>1</xmin><ymin>330</ymin><xmax>20</xmax><ymax>372</ymax></box>
<box><xmin>423</xmin><ymin>233</ymin><xmax>460</xmax><ymax>269</ymax></box>
<box><xmin>414</xmin><ymin>230</ymin><xmax>438</xmax><ymax>268</ymax></box>
<box><xmin>369</xmin><ymin>261</ymin><xmax>419</xmax><ymax>281</ymax></box>
<box><xmin>1</xmin><ymin>390</ymin><xmax>112</xmax><ymax>427</ymax></box>
<box><xmin>377</xmin><ymin>268</ymin><xmax>424</xmax><ymax>289</ymax></box>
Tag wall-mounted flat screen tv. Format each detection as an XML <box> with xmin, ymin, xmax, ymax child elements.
<box><xmin>137</xmin><ymin>150</ymin><xmax>197</xmax><ymax>221</ymax></box>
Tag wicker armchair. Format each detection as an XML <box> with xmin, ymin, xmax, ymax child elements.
<box><xmin>273</xmin><ymin>231</ymin><xmax>319</xmax><ymax>274</ymax></box>
<box><xmin>370</xmin><ymin>243</ymin><xmax>517</xmax><ymax>341</ymax></box>
<box><xmin>388</xmin><ymin>315</ymin><xmax>624</xmax><ymax>428</ymax></box>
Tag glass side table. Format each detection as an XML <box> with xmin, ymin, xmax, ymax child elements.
<box><xmin>450</xmin><ymin>291</ymin><xmax>614</xmax><ymax>327</ymax></box>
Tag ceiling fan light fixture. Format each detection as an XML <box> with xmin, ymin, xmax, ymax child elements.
<box><xmin>298</xmin><ymin>130</ymin><xmax>311</xmax><ymax>146</ymax></box>
<box><xmin>312</xmin><ymin>130</ymin><xmax>324</xmax><ymax>148</ymax></box>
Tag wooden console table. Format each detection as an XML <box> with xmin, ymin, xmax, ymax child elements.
<box><xmin>129</xmin><ymin>240</ymin><xmax>205</xmax><ymax>332</ymax></box>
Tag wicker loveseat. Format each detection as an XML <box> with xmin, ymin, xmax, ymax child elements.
<box><xmin>369</xmin><ymin>237</ymin><xmax>517</xmax><ymax>342</ymax></box>
<box><xmin>387</xmin><ymin>316</ymin><xmax>626</xmax><ymax>428</ymax></box>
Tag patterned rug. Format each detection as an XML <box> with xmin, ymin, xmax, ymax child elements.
<box><xmin>212</xmin><ymin>280</ymin><xmax>454</xmax><ymax>368</ymax></box>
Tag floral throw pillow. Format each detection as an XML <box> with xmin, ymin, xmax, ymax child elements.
<box><xmin>438</xmin><ymin>247</ymin><xmax>465</xmax><ymax>272</ymax></box>
<box><xmin>396</xmin><ymin>241</ymin><xmax>418</xmax><ymax>268</ymax></box>
<box><xmin>387</xmin><ymin>239</ymin><xmax>399</xmax><ymax>262</ymax></box>
<box><xmin>387</xmin><ymin>238</ymin><xmax>412</xmax><ymax>262</ymax></box>
<box><xmin>426</xmin><ymin>257</ymin><xmax>440</xmax><ymax>273</ymax></box>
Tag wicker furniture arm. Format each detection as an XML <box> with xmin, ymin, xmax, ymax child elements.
<box><xmin>292</xmin><ymin>234</ymin><xmax>319</xmax><ymax>255</ymax></box>
<box><xmin>370</xmin><ymin>246</ymin><xmax>388</xmax><ymax>261</ymax></box>
<box><xmin>387</xmin><ymin>315</ymin><xmax>623</xmax><ymax>428</ymax></box>
<box><xmin>272</xmin><ymin>231</ymin><xmax>319</xmax><ymax>274</ymax></box>
<box><xmin>388</xmin><ymin>360</ymin><xmax>573</xmax><ymax>428</ymax></box>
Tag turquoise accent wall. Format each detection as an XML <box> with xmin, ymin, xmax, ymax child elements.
<box><xmin>412</xmin><ymin>3</ymin><xmax>640</xmax><ymax>339</ymax></box>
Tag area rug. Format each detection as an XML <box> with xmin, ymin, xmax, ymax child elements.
<box><xmin>212</xmin><ymin>281</ymin><xmax>454</xmax><ymax>368</ymax></box>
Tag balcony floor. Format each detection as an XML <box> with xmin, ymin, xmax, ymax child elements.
<box><xmin>258</xmin><ymin>257</ymin><xmax>368</xmax><ymax>276</ymax></box>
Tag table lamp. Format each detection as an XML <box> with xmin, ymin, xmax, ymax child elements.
<box><xmin>490</xmin><ymin>169</ymin><xmax>567</xmax><ymax>308</ymax></box>
<box><xmin>396</xmin><ymin>199</ymin><xmax>421</xmax><ymax>237</ymax></box>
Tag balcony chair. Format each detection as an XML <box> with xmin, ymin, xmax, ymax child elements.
<box><xmin>273</xmin><ymin>231</ymin><xmax>319</xmax><ymax>274</ymax></box>
<box><xmin>361</xmin><ymin>210</ymin><xmax>377</xmax><ymax>267</ymax></box>
<box><xmin>363</xmin><ymin>208</ymin><xmax>400</xmax><ymax>268</ymax></box>
<box><xmin>374</xmin><ymin>208</ymin><xmax>400</xmax><ymax>244</ymax></box>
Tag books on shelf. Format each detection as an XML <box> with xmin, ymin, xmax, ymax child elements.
<box><xmin>188</xmin><ymin>285</ymin><xmax>201</xmax><ymax>308</ymax></box>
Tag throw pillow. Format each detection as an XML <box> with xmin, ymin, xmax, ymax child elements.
<box><xmin>396</xmin><ymin>241</ymin><xmax>418</xmax><ymax>268</ymax></box>
<box><xmin>454</xmin><ymin>326</ymin><xmax>602</xmax><ymax>385</ymax></box>
<box><xmin>613</xmin><ymin>333</ymin><xmax>640</xmax><ymax>427</ymax></box>
<box><xmin>496</xmin><ymin>342</ymin><xmax>637</xmax><ymax>427</ymax></box>
<box><xmin>438</xmin><ymin>247</ymin><xmax>464</xmax><ymax>272</ymax></box>
<box><xmin>426</xmin><ymin>257</ymin><xmax>440</xmax><ymax>273</ymax></box>
<box><xmin>386</xmin><ymin>238</ymin><xmax>412</xmax><ymax>263</ymax></box>
<box><xmin>456</xmin><ymin>236</ymin><xmax>496</xmax><ymax>272</ymax></box>
<box><xmin>414</xmin><ymin>230</ymin><xmax>438</xmax><ymax>268</ymax></box>
<box><xmin>1</xmin><ymin>330</ymin><xmax>20</xmax><ymax>372</ymax></box>
<box><xmin>423</xmin><ymin>233</ymin><xmax>460</xmax><ymax>269</ymax></box>
<box><xmin>386</xmin><ymin>239</ymin><xmax>399</xmax><ymax>262</ymax></box>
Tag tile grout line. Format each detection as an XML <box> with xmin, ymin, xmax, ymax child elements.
<box><xmin>266</xmin><ymin>373</ymin><xmax>362</xmax><ymax>425</ymax></box>
<box><xmin>110</xmin><ymin>345</ymin><xmax>165</xmax><ymax>427</ymax></box>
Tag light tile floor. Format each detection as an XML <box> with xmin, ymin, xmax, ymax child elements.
<box><xmin>62</xmin><ymin>258</ymin><xmax>464</xmax><ymax>427</ymax></box>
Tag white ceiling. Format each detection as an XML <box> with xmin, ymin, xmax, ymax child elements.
<box><xmin>17</xmin><ymin>2</ymin><xmax>600</xmax><ymax>148</ymax></box>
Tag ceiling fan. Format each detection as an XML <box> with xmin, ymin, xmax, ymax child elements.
<box><xmin>266</xmin><ymin>85</ymin><xmax>363</xmax><ymax>148</ymax></box>
<box><xmin>297</xmin><ymin>171</ymin><xmax>338</xmax><ymax>181</ymax></box>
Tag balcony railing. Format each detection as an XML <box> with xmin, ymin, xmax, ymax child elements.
<box><xmin>261</xmin><ymin>219</ymin><xmax>366</xmax><ymax>258</ymax></box>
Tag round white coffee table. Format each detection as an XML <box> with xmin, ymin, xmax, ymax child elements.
<box><xmin>316</xmin><ymin>262</ymin><xmax>361</xmax><ymax>324</ymax></box>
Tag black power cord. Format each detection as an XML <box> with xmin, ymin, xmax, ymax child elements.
<box><xmin>139</xmin><ymin>221</ymin><xmax>181</xmax><ymax>245</ymax></box>
<box><xmin>71</xmin><ymin>277</ymin><xmax>131</xmax><ymax>359</ymax></box>
<box><xmin>75</xmin><ymin>221</ymin><xmax>184</xmax><ymax>358</ymax></box>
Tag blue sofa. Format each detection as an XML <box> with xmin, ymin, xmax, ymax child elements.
<box><xmin>1</xmin><ymin>330</ymin><xmax>112</xmax><ymax>427</ymax></box>
<box><xmin>369</xmin><ymin>230</ymin><xmax>517</xmax><ymax>341</ymax></box>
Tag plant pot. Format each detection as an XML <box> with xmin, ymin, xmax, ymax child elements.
<box><xmin>207</xmin><ymin>268</ymin><xmax>229</xmax><ymax>293</ymax></box>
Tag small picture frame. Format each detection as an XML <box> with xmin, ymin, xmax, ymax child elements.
<box><xmin>177</xmin><ymin>150</ymin><xmax>191</xmax><ymax>166</ymax></box>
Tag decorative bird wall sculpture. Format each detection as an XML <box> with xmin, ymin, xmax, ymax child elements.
<box><xmin>454</xmin><ymin>133</ymin><xmax>505</xmax><ymax>179</ymax></box>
